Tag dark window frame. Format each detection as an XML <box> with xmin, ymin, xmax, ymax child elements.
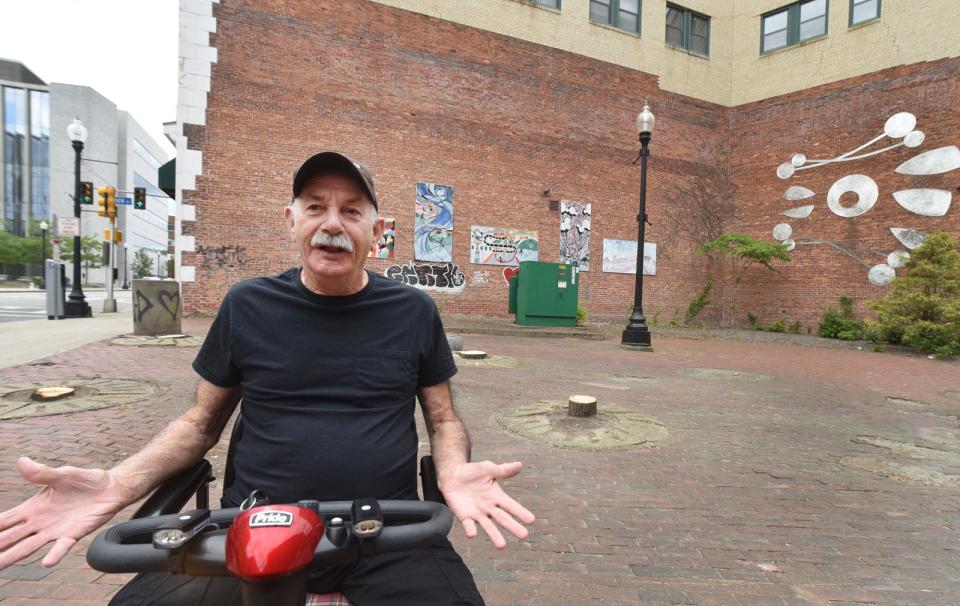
<box><xmin>529</xmin><ymin>0</ymin><xmax>561</xmax><ymax>9</ymax></box>
<box><xmin>666</xmin><ymin>3</ymin><xmax>711</xmax><ymax>57</ymax></box>
<box><xmin>590</xmin><ymin>0</ymin><xmax>642</xmax><ymax>34</ymax></box>
<box><xmin>849</xmin><ymin>0</ymin><xmax>880</xmax><ymax>26</ymax></box>
<box><xmin>761</xmin><ymin>0</ymin><xmax>829</xmax><ymax>54</ymax></box>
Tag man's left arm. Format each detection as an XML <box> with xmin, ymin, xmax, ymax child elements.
<box><xmin>418</xmin><ymin>381</ymin><xmax>535</xmax><ymax>548</ymax></box>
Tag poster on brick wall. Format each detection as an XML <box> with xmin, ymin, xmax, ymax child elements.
<box><xmin>602</xmin><ymin>239</ymin><xmax>656</xmax><ymax>275</ymax></box>
<box><xmin>414</xmin><ymin>183</ymin><xmax>454</xmax><ymax>262</ymax></box>
<box><xmin>369</xmin><ymin>218</ymin><xmax>396</xmax><ymax>259</ymax></box>
<box><xmin>469</xmin><ymin>226</ymin><xmax>539</xmax><ymax>266</ymax></box>
<box><xmin>559</xmin><ymin>200</ymin><xmax>591</xmax><ymax>271</ymax></box>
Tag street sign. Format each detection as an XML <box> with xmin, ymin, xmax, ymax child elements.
<box><xmin>116</xmin><ymin>197</ymin><xmax>132</xmax><ymax>205</ymax></box>
<box><xmin>58</xmin><ymin>216</ymin><xmax>80</xmax><ymax>237</ymax></box>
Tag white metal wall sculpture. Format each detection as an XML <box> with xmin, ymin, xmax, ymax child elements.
<box><xmin>771</xmin><ymin>111</ymin><xmax>957</xmax><ymax>285</ymax></box>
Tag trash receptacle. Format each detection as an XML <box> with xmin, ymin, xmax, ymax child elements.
<box><xmin>514</xmin><ymin>261</ymin><xmax>579</xmax><ymax>327</ymax></box>
<box><xmin>45</xmin><ymin>260</ymin><xmax>65</xmax><ymax>320</ymax></box>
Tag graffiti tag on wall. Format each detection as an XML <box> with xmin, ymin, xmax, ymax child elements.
<box><xmin>470</xmin><ymin>270</ymin><xmax>490</xmax><ymax>285</ymax></box>
<box><xmin>197</xmin><ymin>245</ymin><xmax>246</xmax><ymax>270</ymax></box>
<box><xmin>134</xmin><ymin>286</ymin><xmax>181</xmax><ymax>323</ymax></box>
<box><xmin>384</xmin><ymin>262</ymin><xmax>466</xmax><ymax>294</ymax></box>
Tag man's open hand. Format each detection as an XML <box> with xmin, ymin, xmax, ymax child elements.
<box><xmin>440</xmin><ymin>460</ymin><xmax>535</xmax><ymax>549</ymax></box>
<box><xmin>0</xmin><ymin>457</ymin><xmax>126</xmax><ymax>569</ymax></box>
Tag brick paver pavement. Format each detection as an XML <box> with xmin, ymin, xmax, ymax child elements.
<box><xmin>0</xmin><ymin>330</ymin><xmax>957</xmax><ymax>605</ymax></box>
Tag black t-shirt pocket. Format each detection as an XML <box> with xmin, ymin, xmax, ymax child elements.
<box><xmin>355</xmin><ymin>348</ymin><xmax>417</xmax><ymax>403</ymax></box>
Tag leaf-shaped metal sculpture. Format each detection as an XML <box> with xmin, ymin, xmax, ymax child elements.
<box><xmin>783</xmin><ymin>186</ymin><xmax>815</xmax><ymax>201</ymax></box>
<box><xmin>895</xmin><ymin>145</ymin><xmax>960</xmax><ymax>175</ymax></box>
<box><xmin>892</xmin><ymin>189</ymin><xmax>952</xmax><ymax>217</ymax></box>
<box><xmin>783</xmin><ymin>205</ymin><xmax>814</xmax><ymax>219</ymax></box>
<box><xmin>890</xmin><ymin>228</ymin><xmax>927</xmax><ymax>250</ymax></box>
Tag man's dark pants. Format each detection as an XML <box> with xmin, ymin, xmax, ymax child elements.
<box><xmin>109</xmin><ymin>537</ymin><xmax>484</xmax><ymax>605</ymax></box>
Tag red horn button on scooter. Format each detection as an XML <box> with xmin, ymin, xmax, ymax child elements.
<box><xmin>226</xmin><ymin>505</ymin><xmax>324</xmax><ymax>581</ymax></box>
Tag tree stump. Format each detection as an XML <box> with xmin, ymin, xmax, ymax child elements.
<box><xmin>31</xmin><ymin>387</ymin><xmax>76</xmax><ymax>402</ymax></box>
<box><xmin>567</xmin><ymin>395</ymin><xmax>597</xmax><ymax>417</ymax></box>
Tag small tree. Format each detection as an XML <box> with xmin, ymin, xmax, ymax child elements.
<box><xmin>698</xmin><ymin>233</ymin><xmax>792</xmax><ymax>282</ymax></box>
<box><xmin>132</xmin><ymin>249</ymin><xmax>154</xmax><ymax>279</ymax></box>
<box><xmin>698</xmin><ymin>233</ymin><xmax>791</xmax><ymax>326</ymax></box>
<box><xmin>871</xmin><ymin>232</ymin><xmax>960</xmax><ymax>357</ymax></box>
<box><xmin>78</xmin><ymin>235</ymin><xmax>103</xmax><ymax>285</ymax></box>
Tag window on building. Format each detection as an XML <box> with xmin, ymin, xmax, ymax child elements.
<box><xmin>590</xmin><ymin>0</ymin><xmax>640</xmax><ymax>34</ymax></box>
<box><xmin>29</xmin><ymin>90</ymin><xmax>49</xmax><ymax>224</ymax></box>
<box><xmin>762</xmin><ymin>0</ymin><xmax>827</xmax><ymax>53</ymax></box>
<box><xmin>3</xmin><ymin>87</ymin><xmax>27</xmax><ymax>235</ymax></box>
<box><xmin>849</xmin><ymin>0</ymin><xmax>879</xmax><ymax>25</ymax></box>
<box><xmin>531</xmin><ymin>0</ymin><xmax>560</xmax><ymax>8</ymax></box>
<box><xmin>666</xmin><ymin>4</ymin><xmax>710</xmax><ymax>56</ymax></box>
<box><xmin>133</xmin><ymin>138</ymin><xmax>162</xmax><ymax>170</ymax></box>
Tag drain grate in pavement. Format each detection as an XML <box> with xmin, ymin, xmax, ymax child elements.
<box><xmin>497</xmin><ymin>401</ymin><xmax>668</xmax><ymax>450</ymax></box>
<box><xmin>0</xmin><ymin>379</ymin><xmax>156</xmax><ymax>419</ymax></box>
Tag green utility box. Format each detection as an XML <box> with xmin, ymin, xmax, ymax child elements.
<box><xmin>512</xmin><ymin>261</ymin><xmax>579</xmax><ymax>326</ymax></box>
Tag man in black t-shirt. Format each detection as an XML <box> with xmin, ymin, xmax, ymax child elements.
<box><xmin>0</xmin><ymin>152</ymin><xmax>534</xmax><ymax>605</ymax></box>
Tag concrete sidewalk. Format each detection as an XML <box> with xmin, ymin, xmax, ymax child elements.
<box><xmin>0</xmin><ymin>324</ymin><xmax>959</xmax><ymax>604</ymax></box>
<box><xmin>0</xmin><ymin>311</ymin><xmax>135</xmax><ymax>369</ymax></box>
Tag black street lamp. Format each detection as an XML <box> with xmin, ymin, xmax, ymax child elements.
<box><xmin>64</xmin><ymin>118</ymin><xmax>92</xmax><ymax>318</ymax></box>
<box><xmin>39</xmin><ymin>220</ymin><xmax>48</xmax><ymax>289</ymax></box>
<box><xmin>121</xmin><ymin>243</ymin><xmax>129</xmax><ymax>289</ymax></box>
<box><xmin>621</xmin><ymin>103</ymin><xmax>656</xmax><ymax>349</ymax></box>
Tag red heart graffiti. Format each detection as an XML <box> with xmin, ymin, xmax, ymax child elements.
<box><xmin>503</xmin><ymin>266</ymin><xmax>520</xmax><ymax>286</ymax></box>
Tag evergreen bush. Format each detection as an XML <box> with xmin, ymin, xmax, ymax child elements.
<box><xmin>870</xmin><ymin>232</ymin><xmax>960</xmax><ymax>357</ymax></box>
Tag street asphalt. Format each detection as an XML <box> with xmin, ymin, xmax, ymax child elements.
<box><xmin>0</xmin><ymin>315</ymin><xmax>957</xmax><ymax>604</ymax></box>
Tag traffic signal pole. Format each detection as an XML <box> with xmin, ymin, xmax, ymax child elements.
<box><xmin>98</xmin><ymin>186</ymin><xmax>118</xmax><ymax>313</ymax></box>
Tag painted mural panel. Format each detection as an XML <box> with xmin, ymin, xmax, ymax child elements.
<box><xmin>469</xmin><ymin>226</ymin><xmax>539</xmax><ymax>266</ymax></box>
<box><xmin>414</xmin><ymin>183</ymin><xmax>454</xmax><ymax>262</ymax></box>
<box><xmin>369</xmin><ymin>218</ymin><xmax>396</xmax><ymax>259</ymax></box>
<box><xmin>601</xmin><ymin>239</ymin><xmax>656</xmax><ymax>276</ymax></box>
<box><xmin>559</xmin><ymin>200</ymin><xmax>591</xmax><ymax>271</ymax></box>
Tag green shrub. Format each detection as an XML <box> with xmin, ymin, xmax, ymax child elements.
<box><xmin>755</xmin><ymin>319</ymin><xmax>786</xmax><ymax>333</ymax></box>
<box><xmin>788</xmin><ymin>320</ymin><xmax>802</xmax><ymax>334</ymax></box>
<box><xmin>870</xmin><ymin>232</ymin><xmax>960</xmax><ymax>357</ymax></box>
<box><xmin>819</xmin><ymin>296</ymin><xmax>865</xmax><ymax>340</ymax></box>
<box><xmin>747</xmin><ymin>312</ymin><xmax>758</xmax><ymax>327</ymax></box>
<box><xmin>683</xmin><ymin>279</ymin><xmax>713</xmax><ymax>325</ymax></box>
<box><xmin>576</xmin><ymin>301</ymin><xmax>587</xmax><ymax>326</ymax></box>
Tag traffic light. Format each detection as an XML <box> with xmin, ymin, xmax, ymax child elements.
<box><xmin>106</xmin><ymin>186</ymin><xmax>117</xmax><ymax>220</ymax></box>
<box><xmin>81</xmin><ymin>181</ymin><xmax>94</xmax><ymax>204</ymax></box>
<box><xmin>134</xmin><ymin>187</ymin><xmax>146</xmax><ymax>210</ymax></box>
<box><xmin>98</xmin><ymin>186</ymin><xmax>108</xmax><ymax>217</ymax></box>
<box><xmin>98</xmin><ymin>186</ymin><xmax>117</xmax><ymax>219</ymax></box>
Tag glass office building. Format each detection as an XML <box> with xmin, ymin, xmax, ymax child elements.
<box><xmin>1</xmin><ymin>60</ymin><xmax>48</xmax><ymax>237</ymax></box>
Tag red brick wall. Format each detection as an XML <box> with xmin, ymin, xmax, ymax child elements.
<box><xmin>183</xmin><ymin>0</ymin><xmax>960</xmax><ymax>329</ymax></box>
<box><xmin>729</xmin><ymin>57</ymin><xmax>960</xmax><ymax>330</ymax></box>
<box><xmin>182</xmin><ymin>0</ymin><xmax>725</xmax><ymax>320</ymax></box>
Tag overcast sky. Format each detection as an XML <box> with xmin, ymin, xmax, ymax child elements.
<box><xmin>1</xmin><ymin>0</ymin><xmax>178</xmax><ymax>157</ymax></box>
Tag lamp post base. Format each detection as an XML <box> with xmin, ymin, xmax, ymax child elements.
<box><xmin>621</xmin><ymin>324</ymin><xmax>653</xmax><ymax>349</ymax></box>
<box><xmin>64</xmin><ymin>299</ymin><xmax>92</xmax><ymax>318</ymax></box>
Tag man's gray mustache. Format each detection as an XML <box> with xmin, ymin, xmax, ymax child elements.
<box><xmin>310</xmin><ymin>231</ymin><xmax>354</xmax><ymax>252</ymax></box>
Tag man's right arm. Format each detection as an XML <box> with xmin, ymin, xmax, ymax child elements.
<box><xmin>0</xmin><ymin>379</ymin><xmax>240</xmax><ymax>570</ymax></box>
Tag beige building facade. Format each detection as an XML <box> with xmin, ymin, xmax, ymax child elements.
<box><xmin>370</xmin><ymin>0</ymin><xmax>960</xmax><ymax>106</ymax></box>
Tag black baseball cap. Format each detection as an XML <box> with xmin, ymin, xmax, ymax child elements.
<box><xmin>292</xmin><ymin>151</ymin><xmax>378</xmax><ymax>211</ymax></box>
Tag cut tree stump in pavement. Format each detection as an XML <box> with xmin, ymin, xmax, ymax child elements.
<box><xmin>568</xmin><ymin>395</ymin><xmax>597</xmax><ymax>417</ymax></box>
